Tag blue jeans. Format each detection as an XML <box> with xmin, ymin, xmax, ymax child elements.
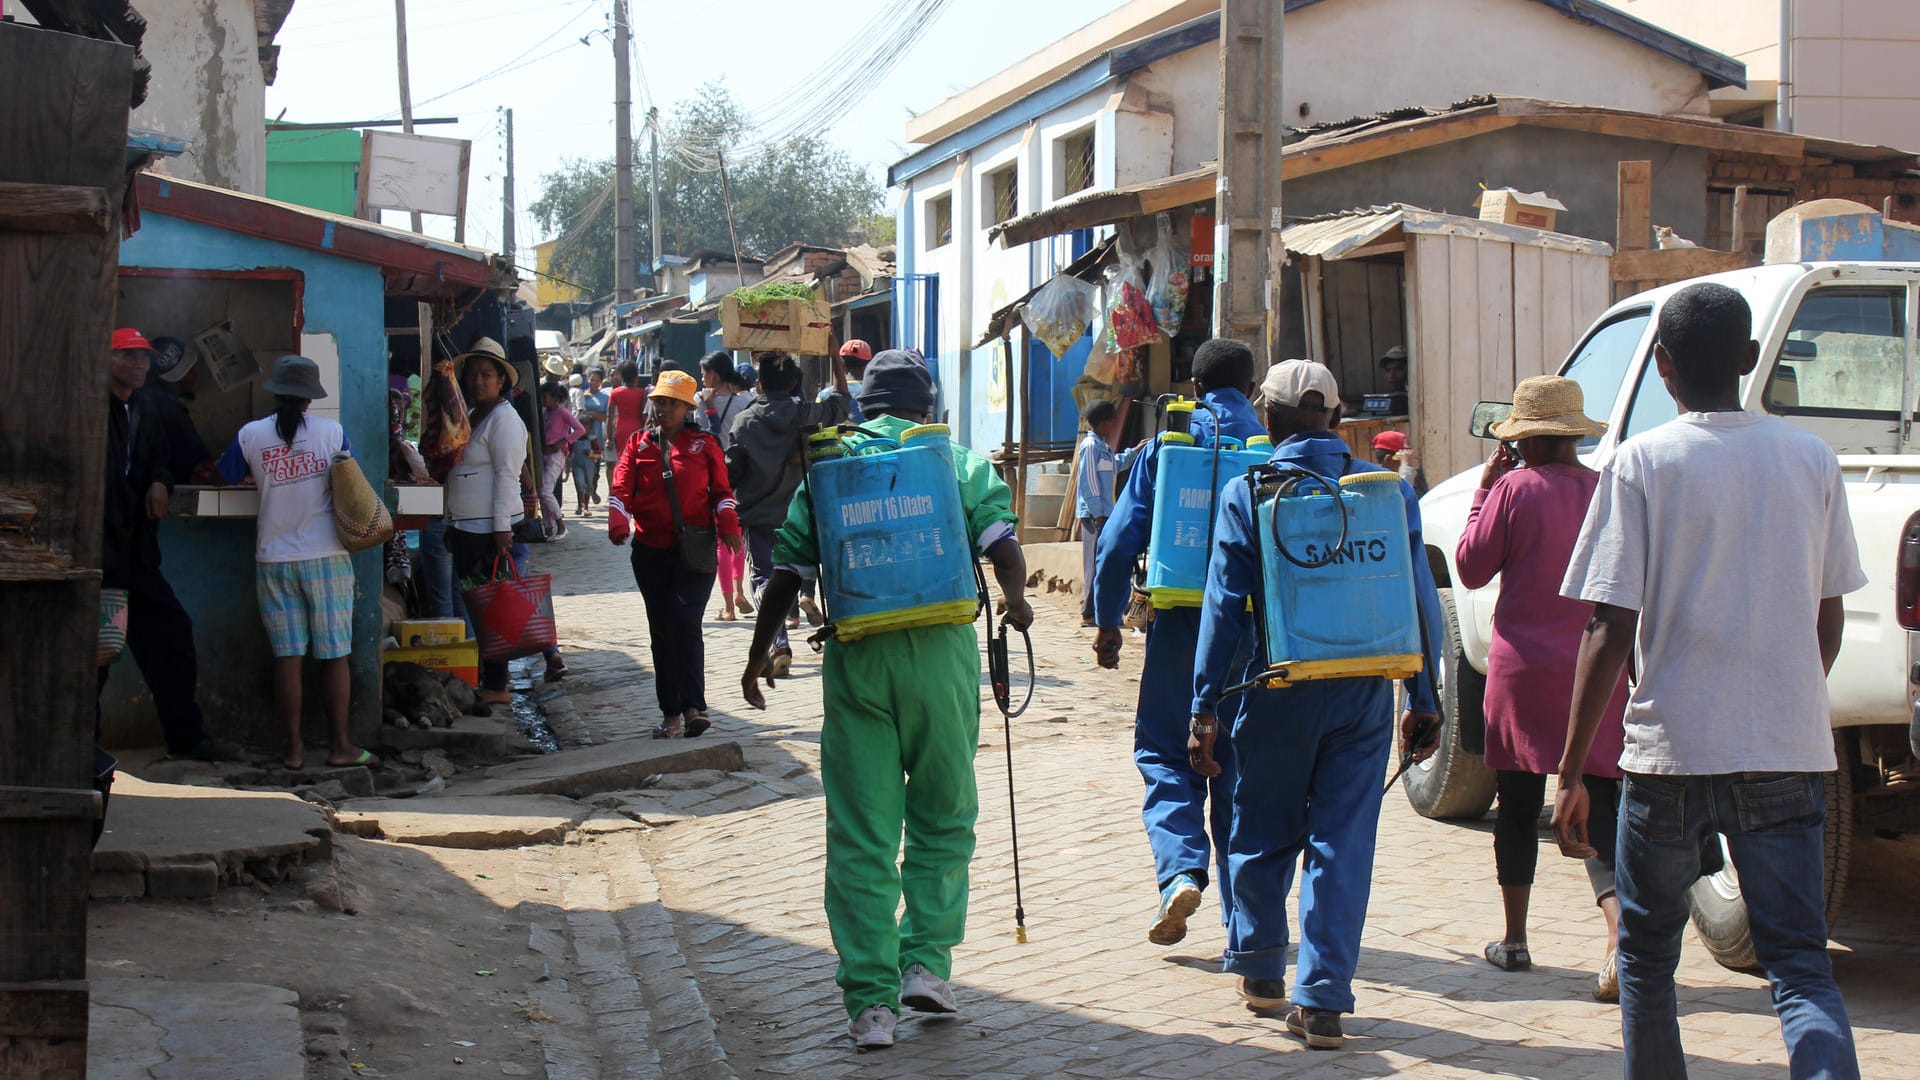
<box><xmin>1616</xmin><ymin>771</ymin><xmax>1858</xmax><ymax>1080</ymax></box>
<box><xmin>415</xmin><ymin>518</ymin><xmax>454</xmax><ymax>619</ymax></box>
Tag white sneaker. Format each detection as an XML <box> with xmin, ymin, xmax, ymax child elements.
<box><xmin>849</xmin><ymin>1004</ymin><xmax>896</xmax><ymax>1049</ymax></box>
<box><xmin>901</xmin><ymin>964</ymin><xmax>959</xmax><ymax>1014</ymax></box>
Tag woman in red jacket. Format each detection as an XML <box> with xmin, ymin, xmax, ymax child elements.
<box><xmin>607</xmin><ymin>370</ymin><xmax>743</xmax><ymax>738</ymax></box>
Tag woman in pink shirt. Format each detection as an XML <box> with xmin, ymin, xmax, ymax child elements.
<box><xmin>538</xmin><ymin>382</ymin><xmax>588</xmax><ymax>540</ymax></box>
<box><xmin>1455</xmin><ymin>375</ymin><xmax>1629</xmax><ymax>1001</ymax></box>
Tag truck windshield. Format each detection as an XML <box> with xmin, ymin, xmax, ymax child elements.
<box><xmin>1559</xmin><ymin>309</ymin><xmax>1652</xmax><ymax>447</ymax></box>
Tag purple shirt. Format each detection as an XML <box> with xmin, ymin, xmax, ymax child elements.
<box><xmin>1456</xmin><ymin>463</ymin><xmax>1626</xmax><ymax>777</ymax></box>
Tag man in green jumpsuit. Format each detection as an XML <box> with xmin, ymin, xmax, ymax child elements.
<box><xmin>741</xmin><ymin>350</ymin><xmax>1033</xmax><ymax>1050</ymax></box>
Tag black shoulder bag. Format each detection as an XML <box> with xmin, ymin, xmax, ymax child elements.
<box><xmin>657</xmin><ymin>430</ymin><xmax>719</xmax><ymax>576</ymax></box>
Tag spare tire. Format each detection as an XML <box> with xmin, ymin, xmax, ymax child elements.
<box><xmin>1402</xmin><ymin>590</ymin><xmax>1498</xmax><ymax>820</ymax></box>
<box><xmin>1685</xmin><ymin>739</ymin><xmax>1854</xmax><ymax>972</ymax></box>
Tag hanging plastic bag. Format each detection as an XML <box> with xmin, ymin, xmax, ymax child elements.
<box><xmin>1021</xmin><ymin>273</ymin><xmax>1098</xmax><ymax>360</ymax></box>
<box><xmin>1103</xmin><ymin>256</ymin><xmax>1159</xmax><ymax>353</ymax></box>
<box><xmin>1144</xmin><ymin>213</ymin><xmax>1191</xmax><ymax>336</ymax></box>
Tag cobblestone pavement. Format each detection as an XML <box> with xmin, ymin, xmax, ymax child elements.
<box><xmin>538</xmin><ymin>510</ymin><xmax>1919</xmax><ymax>1078</ymax></box>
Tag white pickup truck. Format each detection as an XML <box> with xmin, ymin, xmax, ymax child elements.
<box><xmin>1411</xmin><ymin>257</ymin><xmax>1920</xmax><ymax>970</ymax></box>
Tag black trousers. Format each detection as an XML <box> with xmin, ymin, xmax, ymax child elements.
<box><xmin>630</xmin><ymin>543</ymin><xmax>716</xmax><ymax>716</ymax></box>
<box><xmin>1494</xmin><ymin>770</ymin><xmax>1622</xmax><ymax>901</ymax></box>
<box><xmin>104</xmin><ymin>565</ymin><xmax>210</xmax><ymax>753</ymax></box>
<box><xmin>446</xmin><ymin>527</ymin><xmax>512</xmax><ymax>692</ymax></box>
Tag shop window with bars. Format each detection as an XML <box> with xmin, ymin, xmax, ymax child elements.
<box><xmin>985</xmin><ymin>164</ymin><xmax>1019</xmax><ymax>226</ymax></box>
<box><xmin>927</xmin><ymin>192</ymin><xmax>954</xmax><ymax>249</ymax></box>
<box><xmin>1058</xmin><ymin>127</ymin><xmax>1095</xmax><ymax>198</ymax></box>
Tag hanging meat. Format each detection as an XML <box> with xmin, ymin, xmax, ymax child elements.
<box><xmin>420</xmin><ymin>357</ymin><xmax>472</xmax><ymax>481</ymax></box>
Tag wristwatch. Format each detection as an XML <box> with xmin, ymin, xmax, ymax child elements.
<box><xmin>1190</xmin><ymin>717</ymin><xmax>1217</xmax><ymax>736</ymax></box>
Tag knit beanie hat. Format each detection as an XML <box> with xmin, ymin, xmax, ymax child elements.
<box><xmin>857</xmin><ymin>349</ymin><xmax>936</xmax><ymax>417</ymax></box>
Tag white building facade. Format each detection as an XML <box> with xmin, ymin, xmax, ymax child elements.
<box><xmin>891</xmin><ymin>0</ymin><xmax>1742</xmax><ymax>451</ymax></box>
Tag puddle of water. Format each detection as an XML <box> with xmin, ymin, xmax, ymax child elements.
<box><xmin>507</xmin><ymin>657</ymin><xmax>560</xmax><ymax>753</ymax></box>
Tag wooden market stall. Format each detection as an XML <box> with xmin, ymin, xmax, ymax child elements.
<box><xmin>1282</xmin><ymin>205</ymin><xmax>1615</xmax><ymax>482</ymax></box>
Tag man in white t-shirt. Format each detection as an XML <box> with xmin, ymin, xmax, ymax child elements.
<box><xmin>1553</xmin><ymin>283</ymin><xmax>1864</xmax><ymax>1079</ymax></box>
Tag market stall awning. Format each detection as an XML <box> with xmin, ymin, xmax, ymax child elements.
<box><xmin>135</xmin><ymin>172</ymin><xmax>517</xmax><ymax>301</ymax></box>
<box><xmin>1282</xmin><ymin>204</ymin><xmax>1614</xmax><ymax>261</ymax></box>
<box><xmin>990</xmin><ymin>167</ymin><xmax>1216</xmax><ymax>248</ymax></box>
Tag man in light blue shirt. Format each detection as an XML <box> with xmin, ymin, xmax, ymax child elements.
<box><xmin>1075</xmin><ymin>398</ymin><xmax>1141</xmax><ymax>624</ymax></box>
<box><xmin>818</xmin><ymin>339</ymin><xmax>872</xmax><ymax>422</ymax></box>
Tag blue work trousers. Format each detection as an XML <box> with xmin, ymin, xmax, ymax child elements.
<box><xmin>1616</xmin><ymin>771</ymin><xmax>1858</xmax><ymax>1080</ymax></box>
<box><xmin>1224</xmin><ymin>675</ymin><xmax>1393</xmax><ymax>1014</ymax></box>
<box><xmin>1135</xmin><ymin>607</ymin><xmax>1238</xmax><ymax>918</ymax></box>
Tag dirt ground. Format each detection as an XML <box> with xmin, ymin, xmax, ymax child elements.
<box><xmin>88</xmin><ymin>830</ymin><xmax>604</xmax><ymax>1079</ymax></box>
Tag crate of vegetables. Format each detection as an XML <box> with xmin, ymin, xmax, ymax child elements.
<box><xmin>721</xmin><ymin>282</ymin><xmax>833</xmax><ymax>354</ymax></box>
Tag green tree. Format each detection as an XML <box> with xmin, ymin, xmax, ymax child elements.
<box><xmin>530</xmin><ymin>83</ymin><xmax>883</xmax><ymax>299</ymax></box>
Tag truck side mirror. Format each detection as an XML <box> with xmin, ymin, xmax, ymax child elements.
<box><xmin>1469</xmin><ymin>401</ymin><xmax>1513</xmax><ymax>440</ymax></box>
<box><xmin>1781</xmin><ymin>338</ymin><xmax>1819</xmax><ymax>362</ymax></box>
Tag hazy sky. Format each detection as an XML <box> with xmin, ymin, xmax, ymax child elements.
<box><xmin>265</xmin><ymin>0</ymin><xmax>1130</xmax><ymax>268</ymax></box>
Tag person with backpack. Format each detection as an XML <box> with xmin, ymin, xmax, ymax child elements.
<box><xmin>725</xmin><ymin>350</ymin><xmax>849</xmax><ymax>673</ymax></box>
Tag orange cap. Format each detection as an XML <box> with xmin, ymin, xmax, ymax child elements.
<box><xmin>652</xmin><ymin>369</ymin><xmax>699</xmax><ymax>406</ymax></box>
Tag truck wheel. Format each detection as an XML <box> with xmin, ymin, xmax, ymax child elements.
<box><xmin>1685</xmin><ymin>743</ymin><xmax>1854</xmax><ymax>972</ymax></box>
<box><xmin>1402</xmin><ymin>590</ymin><xmax>1498</xmax><ymax>820</ymax></box>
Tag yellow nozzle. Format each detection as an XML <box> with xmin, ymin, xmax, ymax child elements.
<box><xmin>1015</xmin><ymin>925</ymin><xmax>1028</xmax><ymax>944</ymax></box>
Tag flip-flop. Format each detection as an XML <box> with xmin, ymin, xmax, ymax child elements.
<box><xmin>327</xmin><ymin>748</ymin><xmax>382</xmax><ymax>769</ymax></box>
<box><xmin>718</xmin><ymin>611</ymin><xmax>738</xmax><ymax>622</ymax></box>
<box><xmin>282</xmin><ymin>757</ymin><xmax>304</xmax><ymax>772</ymax></box>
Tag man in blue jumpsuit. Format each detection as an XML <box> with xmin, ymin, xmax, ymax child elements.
<box><xmin>1190</xmin><ymin>359</ymin><xmax>1444</xmax><ymax>1049</ymax></box>
<box><xmin>1092</xmin><ymin>338</ymin><xmax>1263</xmax><ymax>946</ymax></box>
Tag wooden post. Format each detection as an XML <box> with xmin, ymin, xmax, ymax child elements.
<box><xmin>1214</xmin><ymin>0</ymin><xmax>1285</xmax><ymax>366</ymax></box>
<box><xmin>0</xmin><ymin>22</ymin><xmax>132</xmax><ymax>1075</ymax></box>
<box><xmin>393</xmin><ymin>0</ymin><xmax>422</xmax><ymax>234</ymax></box>
<box><xmin>1731</xmin><ymin>184</ymin><xmax>1751</xmax><ymax>255</ymax></box>
<box><xmin>1617</xmin><ymin>160</ymin><xmax>1653</xmax><ymax>251</ymax></box>
<box><xmin>1015</xmin><ymin>322</ymin><xmax>1031</xmax><ymax>535</ymax></box>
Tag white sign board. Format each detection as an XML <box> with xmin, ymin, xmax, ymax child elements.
<box><xmin>360</xmin><ymin>130</ymin><xmax>470</xmax><ymax>218</ymax></box>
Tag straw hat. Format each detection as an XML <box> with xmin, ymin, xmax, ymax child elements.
<box><xmin>1489</xmin><ymin>375</ymin><xmax>1606</xmax><ymax>440</ymax></box>
<box><xmin>454</xmin><ymin>337</ymin><xmax>516</xmax><ymax>389</ymax></box>
<box><xmin>651</xmin><ymin>369</ymin><xmax>699</xmax><ymax>407</ymax></box>
<box><xmin>542</xmin><ymin>354</ymin><xmax>572</xmax><ymax>378</ymax></box>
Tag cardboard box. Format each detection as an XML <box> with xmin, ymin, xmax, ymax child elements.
<box><xmin>383</xmin><ymin>641</ymin><xmax>479</xmax><ymax>687</ymax></box>
<box><xmin>1475</xmin><ymin>188</ymin><xmax>1567</xmax><ymax>231</ymax></box>
<box><xmin>395</xmin><ymin>618</ymin><xmax>468</xmax><ymax>647</ymax></box>
<box><xmin>721</xmin><ymin>293</ymin><xmax>832</xmax><ymax>354</ymax></box>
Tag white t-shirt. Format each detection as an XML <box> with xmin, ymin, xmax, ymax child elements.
<box><xmin>1561</xmin><ymin>410</ymin><xmax>1866</xmax><ymax>775</ymax></box>
<box><xmin>236</xmin><ymin>414</ymin><xmax>349</xmax><ymax>563</ymax></box>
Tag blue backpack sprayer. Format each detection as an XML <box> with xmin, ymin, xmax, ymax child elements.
<box><xmin>1142</xmin><ymin>396</ymin><xmax>1272</xmax><ymax>609</ymax></box>
<box><xmin>801</xmin><ymin>421</ymin><xmax>1036</xmax><ymax>941</ymax></box>
<box><xmin>1217</xmin><ymin>456</ymin><xmax>1443</xmax><ymax>791</ymax></box>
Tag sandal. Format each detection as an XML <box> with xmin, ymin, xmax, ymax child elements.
<box><xmin>735</xmin><ymin>592</ymin><xmax>754</xmax><ymax>614</ymax></box>
<box><xmin>327</xmin><ymin>748</ymin><xmax>382</xmax><ymax>768</ymax></box>
<box><xmin>481</xmin><ymin>689</ymin><xmax>512</xmax><ymax>706</ymax></box>
<box><xmin>543</xmin><ymin>656</ymin><xmax>569</xmax><ymax>683</ymax></box>
<box><xmin>684</xmin><ymin>710</ymin><xmax>711</xmax><ymax>738</ymax></box>
<box><xmin>769</xmin><ymin>648</ymin><xmax>793</xmax><ymax>678</ymax></box>
<box><xmin>652</xmin><ymin>712</ymin><xmax>686</xmax><ymax>739</ymax></box>
<box><xmin>719</xmin><ymin>610</ymin><xmax>737</xmax><ymax>622</ymax></box>
<box><xmin>1484</xmin><ymin>940</ymin><xmax>1532</xmax><ymax>972</ymax></box>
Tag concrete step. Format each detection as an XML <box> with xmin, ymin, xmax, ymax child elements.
<box><xmin>90</xmin><ymin>978</ymin><xmax>304</xmax><ymax>1079</ymax></box>
<box><xmin>529</xmin><ymin>831</ymin><xmax>736</xmax><ymax>1079</ymax></box>
<box><xmin>376</xmin><ymin>713</ymin><xmax>514</xmax><ymax>756</ymax></box>
<box><xmin>1025</xmin><ymin>493</ymin><xmax>1066</xmax><ymax>524</ymax></box>
<box><xmin>91</xmin><ymin>773</ymin><xmax>332</xmax><ymax>900</ymax></box>
<box><xmin>448</xmin><ymin>737</ymin><xmax>746</xmax><ymax>799</ymax></box>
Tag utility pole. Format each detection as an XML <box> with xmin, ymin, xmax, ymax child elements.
<box><xmin>501</xmin><ymin>107</ymin><xmax>516</xmax><ymax>266</ymax></box>
<box><xmin>612</xmin><ymin>0</ymin><xmax>636</xmax><ymax>302</ymax></box>
<box><xmin>393</xmin><ymin>0</ymin><xmax>422</xmax><ymax>233</ymax></box>
<box><xmin>647</xmin><ymin>105</ymin><xmax>663</xmax><ymax>286</ymax></box>
<box><xmin>1213</xmin><ymin>0</ymin><xmax>1283</xmax><ymax>365</ymax></box>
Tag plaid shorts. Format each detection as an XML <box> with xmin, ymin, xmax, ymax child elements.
<box><xmin>257</xmin><ymin>554</ymin><xmax>355</xmax><ymax>659</ymax></box>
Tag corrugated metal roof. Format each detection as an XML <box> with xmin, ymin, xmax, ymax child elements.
<box><xmin>1282</xmin><ymin>205</ymin><xmax>1613</xmax><ymax>260</ymax></box>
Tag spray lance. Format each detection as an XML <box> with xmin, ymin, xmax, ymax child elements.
<box><xmin>973</xmin><ymin>557</ymin><xmax>1035</xmax><ymax>941</ymax></box>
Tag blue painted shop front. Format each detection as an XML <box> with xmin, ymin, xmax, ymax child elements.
<box><xmin>105</xmin><ymin>213</ymin><xmax>389</xmax><ymax>751</ymax></box>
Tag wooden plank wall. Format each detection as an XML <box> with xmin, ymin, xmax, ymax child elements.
<box><xmin>1408</xmin><ymin>234</ymin><xmax>1612</xmax><ymax>482</ymax></box>
<box><xmin>0</xmin><ymin>23</ymin><xmax>132</xmax><ymax>1077</ymax></box>
<box><xmin>1317</xmin><ymin>259</ymin><xmax>1407</xmax><ymax>398</ymax></box>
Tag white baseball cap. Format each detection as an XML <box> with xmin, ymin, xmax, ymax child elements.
<box><xmin>1257</xmin><ymin>359</ymin><xmax>1340</xmax><ymax>409</ymax></box>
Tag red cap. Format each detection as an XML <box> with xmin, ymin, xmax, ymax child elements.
<box><xmin>112</xmin><ymin>327</ymin><xmax>154</xmax><ymax>352</ymax></box>
<box><xmin>838</xmin><ymin>339</ymin><xmax>872</xmax><ymax>361</ymax></box>
<box><xmin>1371</xmin><ymin>429</ymin><xmax>1409</xmax><ymax>453</ymax></box>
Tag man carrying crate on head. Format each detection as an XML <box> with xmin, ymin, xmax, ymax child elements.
<box><xmin>739</xmin><ymin>350</ymin><xmax>1033</xmax><ymax>1052</ymax></box>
